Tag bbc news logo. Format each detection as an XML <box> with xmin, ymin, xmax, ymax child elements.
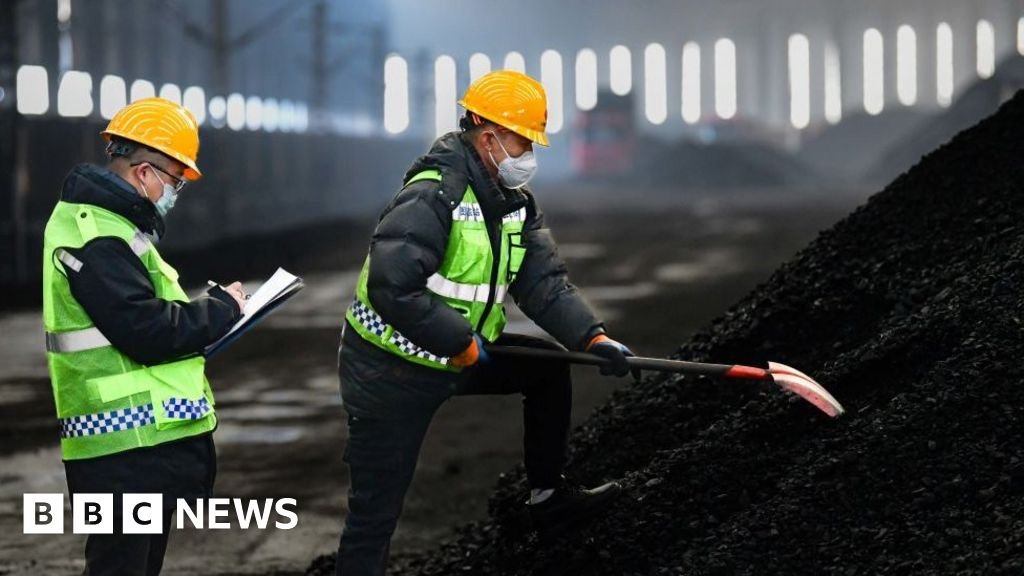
<box><xmin>24</xmin><ymin>494</ymin><xmax>298</xmax><ymax>534</ymax></box>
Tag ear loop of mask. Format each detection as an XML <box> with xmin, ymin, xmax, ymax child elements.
<box><xmin>487</xmin><ymin>131</ymin><xmax>515</xmax><ymax>170</ymax></box>
<box><xmin>136</xmin><ymin>164</ymin><xmax>156</xmax><ymax>200</ymax></box>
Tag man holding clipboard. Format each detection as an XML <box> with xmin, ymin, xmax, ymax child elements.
<box><xmin>41</xmin><ymin>97</ymin><xmax>247</xmax><ymax>575</ymax></box>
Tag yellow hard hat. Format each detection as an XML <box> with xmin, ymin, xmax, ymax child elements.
<box><xmin>459</xmin><ymin>70</ymin><xmax>549</xmax><ymax>147</ymax></box>
<box><xmin>101</xmin><ymin>97</ymin><xmax>203</xmax><ymax>181</ymax></box>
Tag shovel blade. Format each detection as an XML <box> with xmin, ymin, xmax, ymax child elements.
<box><xmin>768</xmin><ymin>362</ymin><xmax>845</xmax><ymax>418</ymax></box>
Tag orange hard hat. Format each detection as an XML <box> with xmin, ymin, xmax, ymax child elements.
<box><xmin>101</xmin><ymin>97</ymin><xmax>203</xmax><ymax>181</ymax></box>
<box><xmin>459</xmin><ymin>70</ymin><xmax>549</xmax><ymax>147</ymax></box>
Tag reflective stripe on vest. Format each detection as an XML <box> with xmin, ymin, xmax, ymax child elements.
<box><xmin>452</xmin><ymin>203</ymin><xmax>484</xmax><ymax>222</ymax></box>
<box><xmin>45</xmin><ymin>230</ymin><xmax>153</xmax><ymax>353</ymax></box>
<box><xmin>127</xmin><ymin>229</ymin><xmax>151</xmax><ymax>256</ymax></box>
<box><xmin>56</xmin><ymin>249</ymin><xmax>83</xmax><ymax>272</ymax></box>
<box><xmin>46</xmin><ymin>327</ymin><xmax>111</xmax><ymax>353</ymax></box>
<box><xmin>426</xmin><ymin>273</ymin><xmax>508</xmax><ymax>304</ymax></box>
<box><xmin>55</xmin><ymin>230</ymin><xmax>151</xmax><ymax>276</ymax></box>
<box><xmin>452</xmin><ymin>204</ymin><xmax>525</xmax><ymax>224</ymax></box>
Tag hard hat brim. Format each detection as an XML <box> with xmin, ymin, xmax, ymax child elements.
<box><xmin>459</xmin><ymin>101</ymin><xmax>550</xmax><ymax>148</ymax></box>
<box><xmin>101</xmin><ymin>129</ymin><xmax>203</xmax><ymax>181</ymax></box>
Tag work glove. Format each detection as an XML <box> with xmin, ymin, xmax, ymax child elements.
<box><xmin>450</xmin><ymin>333</ymin><xmax>490</xmax><ymax>368</ymax></box>
<box><xmin>586</xmin><ymin>334</ymin><xmax>638</xmax><ymax>379</ymax></box>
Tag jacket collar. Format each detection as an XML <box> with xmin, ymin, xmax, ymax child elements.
<box><xmin>404</xmin><ymin>132</ymin><xmax>529</xmax><ymax>218</ymax></box>
<box><xmin>59</xmin><ymin>163</ymin><xmax>165</xmax><ymax>238</ymax></box>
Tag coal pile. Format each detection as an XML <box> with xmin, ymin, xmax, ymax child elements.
<box><xmin>308</xmin><ymin>91</ymin><xmax>1024</xmax><ymax>575</ymax></box>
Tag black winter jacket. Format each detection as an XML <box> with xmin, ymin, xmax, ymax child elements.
<box><xmin>53</xmin><ymin>163</ymin><xmax>238</xmax><ymax>499</ymax></box>
<box><xmin>360</xmin><ymin>132</ymin><xmax>604</xmax><ymax>359</ymax></box>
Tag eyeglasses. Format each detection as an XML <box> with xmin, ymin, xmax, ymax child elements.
<box><xmin>131</xmin><ymin>161</ymin><xmax>187</xmax><ymax>192</ymax></box>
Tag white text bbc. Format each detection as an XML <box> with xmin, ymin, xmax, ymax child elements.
<box><xmin>23</xmin><ymin>494</ymin><xmax>298</xmax><ymax>534</ymax></box>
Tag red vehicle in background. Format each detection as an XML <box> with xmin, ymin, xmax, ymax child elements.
<box><xmin>571</xmin><ymin>91</ymin><xmax>636</xmax><ymax>177</ymax></box>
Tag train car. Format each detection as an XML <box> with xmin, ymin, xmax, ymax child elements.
<box><xmin>570</xmin><ymin>91</ymin><xmax>636</xmax><ymax>178</ymax></box>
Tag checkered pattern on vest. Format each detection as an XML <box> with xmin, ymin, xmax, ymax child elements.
<box><xmin>59</xmin><ymin>404</ymin><xmax>156</xmax><ymax>438</ymax></box>
<box><xmin>163</xmin><ymin>397</ymin><xmax>212</xmax><ymax>420</ymax></box>
<box><xmin>58</xmin><ymin>397</ymin><xmax>211</xmax><ymax>438</ymax></box>
<box><xmin>388</xmin><ymin>331</ymin><xmax>449</xmax><ymax>365</ymax></box>
<box><xmin>349</xmin><ymin>300</ymin><xmax>387</xmax><ymax>336</ymax></box>
<box><xmin>349</xmin><ymin>299</ymin><xmax>449</xmax><ymax>365</ymax></box>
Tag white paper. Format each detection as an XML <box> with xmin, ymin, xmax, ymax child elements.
<box><xmin>212</xmin><ymin>267</ymin><xmax>303</xmax><ymax>343</ymax></box>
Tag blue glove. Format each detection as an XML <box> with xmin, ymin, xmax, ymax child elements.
<box><xmin>586</xmin><ymin>334</ymin><xmax>635</xmax><ymax>378</ymax></box>
<box><xmin>474</xmin><ymin>333</ymin><xmax>491</xmax><ymax>366</ymax></box>
<box><xmin>452</xmin><ymin>333</ymin><xmax>490</xmax><ymax>368</ymax></box>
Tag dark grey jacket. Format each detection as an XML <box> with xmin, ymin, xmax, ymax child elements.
<box><xmin>360</xmin><ymin>132</ymin><xmax>604</xmax><ymax>359</ymax></box>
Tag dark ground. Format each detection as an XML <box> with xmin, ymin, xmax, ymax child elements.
<box><xmin>306</xmin><ymin>95</ymin><xmax>1024</xmax><ymax>574</ymax></box>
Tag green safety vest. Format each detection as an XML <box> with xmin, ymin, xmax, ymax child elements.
<box><xmin>42</xmin><ymin>201</ymin><xmax>217</xmax><ymax>461</ymax></box>
<box><xmin>346</xmin><ymin>169</ymin><xmax>527</xmax><ymax>371</ymax></box>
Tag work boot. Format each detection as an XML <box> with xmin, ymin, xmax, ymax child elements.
<box><xmin>528</xmin><ymin>480</ymin><xmax>622</xmax><ymax>539</ymax></box>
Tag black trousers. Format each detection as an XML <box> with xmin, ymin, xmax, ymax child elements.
<box><xmin>83</xmin><ymin>513</ymin><xmax>174</xmax><ymax>576</ymax></box>
<box><xmin>335</xmin><ymin>326</ymin><xmax>572</xmax><ymax>576</ymax></box>
<box><xmin>66</xmin><ymin>434</ymin><xmax>217</xmax><ymax>576</ymax></box>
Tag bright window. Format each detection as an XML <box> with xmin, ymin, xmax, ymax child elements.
<box><xmin>57</xmin><ymin>71</ymin><xmax>93</xmax><ymax>117</ymax></box>
<box><xmin>182</xmin><ymin>86</ymin><xmax>206</xmax><ymax>126</ymax></box>
<box><xmin>824</xmin><ymin>42</ymin><xmax>842</xmax><ymax>124</ymax></box>
<box><xmin>540</xmin><ymin>50</ymin><xmax>564</xmax><ymax>133</ymax></box>
<box><xmin>609</xmin><ymin>45</ymin><xmax>631</xmax><ymax>96</ymax></box>
<box><xmin>130</xmin><ymin>79</ymin><xmax>155</xmax><ymax>102</ymax></box>
<box><xmin>226</xmin><ymin>93</ymin><xmax>245</xmax><ymax>131</ymax></box>
<box><xmin>99</xmin><ymin>75</ymin><xmax>126</xmax><ymax>119</ymax></box>
<box><xmin>469</xmin><ymin>53</ymin><xmax>491</xmax><ymax>83</ymax></box>
<box><xmin>16</xmin><ymin>65</ymin><xmax>49</xmax><ymax>115</ymax></box>
<box><xmin>644</xmin><ymin>43</ymin><xmax>667</xmax><ymax>125</ymax></box>
<box><xmin>863</xmin><ymin>28</ymin><xmax>884</xmax><ymax>116</ymax></box>
<box><xmin>575</xmin><ymin>49</ymin><xmax>598</xmax><ymax>111</ymax></box>
<box><xmin>681</xmin><ymin>42</ymin><xmax>701</xmax><ymax>124</ymax></box>
<box><xmin>383</xmin><ymin>54</ymin><xmax>409</xmax><ymax>134</ymax></box>
<box><xmin>435</xmin><ymin>55</ymin><xmax>457</xmax><ymax>137</ymax></box>
<box><xmin>936</xmin><ymin>23</ymin><xmax>954</xmax><ymax>107</ymax></box>
<box><xmin>977</xmin><ymin>20</ymin><xmax>995</xmax><ymax>79</ymax></box>
<box><xmin>788</xmin><ymin>34</ymin><xmax>810</xmax><ymax>129</ymax></box>
<box><xmin>897</xmin><ymin>25</ymin><xmax>917</xmax><ymax>106</ymax></box>
<box><xmin>714</xmin><ymin>38</ymin><xmax>737</xmax><ymax>120</ymax></box>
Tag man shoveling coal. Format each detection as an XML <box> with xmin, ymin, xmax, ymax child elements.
<box><xmin>333</xmin><ymin>70</ymin><xmax>635</xmax><ymax>575</ymax></box>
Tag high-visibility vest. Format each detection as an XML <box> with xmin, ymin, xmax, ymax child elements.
<box><xmin>42</xmin><ymin>201</ymin><xmax>217</xmax><ymax>460</ymax></box>
<box><xmin>346</xmin><ymin>169</ymin><xmax>527</xmax><ymax>371</ymax></box>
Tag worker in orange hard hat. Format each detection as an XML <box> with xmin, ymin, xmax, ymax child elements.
<box><xmin>333</xmin><ymin>69</ymin><xmax>634</xmax><ymax>575</ymax></box>
<box><xmin>41</xmin><ymin>97</ymin><xmax>247</xmax><ymax>575</ymax></box>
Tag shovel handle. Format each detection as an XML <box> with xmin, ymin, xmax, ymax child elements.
<box><xmin>484</xmin><ymin>345</ymin><xmax>769</xmax><ymax>380</ymax></box>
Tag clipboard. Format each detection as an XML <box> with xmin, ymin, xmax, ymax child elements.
<box><xmin>204</xmin><ymin>267</ymin><xmax>305</xmax><ymax>358</ymax></box>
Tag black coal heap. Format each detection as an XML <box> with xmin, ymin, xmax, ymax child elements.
<box><xmin>309</xmin><ymin>91</ymin><xmax>1024</xmax><ymax>576</ymax></box>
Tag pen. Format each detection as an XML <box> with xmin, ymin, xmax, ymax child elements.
<box><xmin>208</xmin><ymin>280</ymin><xmax>251</xmax><ymax>299</ymax></box>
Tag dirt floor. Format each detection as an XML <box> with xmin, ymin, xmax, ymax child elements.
<box><xmin>0</xmin><ymin>185</ymin><xmax>865</xmax><ymax>575</ymax></box>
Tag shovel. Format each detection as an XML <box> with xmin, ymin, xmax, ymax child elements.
<box><xmin>484</xmin><ymin>345</ymin><xmax>845</xmax><ymax>418</ymax></box>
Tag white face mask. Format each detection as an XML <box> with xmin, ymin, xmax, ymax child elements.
<box><xmin>144</xmin><ymin>167</ymin><xmax>178</xmax><ymax>218</ymax></box>
<box><xmin>487</xmin><ymin>132</ymin><xmax>538</xmax><ymax>189</ymax></box>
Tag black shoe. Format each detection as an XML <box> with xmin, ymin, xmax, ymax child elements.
<box><xmin>528</xmin><ymin>480</ymin><xmax>622</xmax><ymax>539</ymax></box>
